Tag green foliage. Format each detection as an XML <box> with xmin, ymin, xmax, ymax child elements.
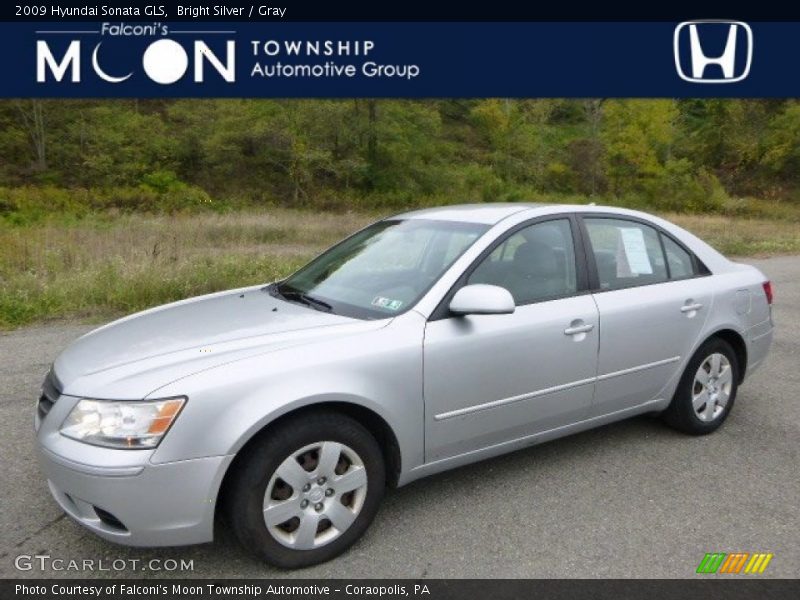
<box><xmin>762</xmin><ymin>103</ymin><xmax>800</xmax><ymax>179</ymax></box>
<box><xmin>1</xmin><ymin>99</ymin><xmax>800</xmax><ymax>217</ymax></box>
<box><xmin>0</xmin><ymin>184</ymin><xmax>214</xmax><ymax>223</ymax></box>
<box><xmin>4</xmin><ymin>98</ymin><xmax>800</xmax><ymax>329</ymax></box>
<box><xmin>602</xmin><ymin>99</ymin><xmax>677</xmax><ymax>192</ymax></box>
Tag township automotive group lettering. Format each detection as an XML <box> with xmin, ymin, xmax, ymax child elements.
<box><xmin>249</xmin><ymin>39</ymin><xmax>420</xmax><ymax>80</ymax></box>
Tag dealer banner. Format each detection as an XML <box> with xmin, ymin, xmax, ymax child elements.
<box><xmin>1</xmin><ymin>20</ymin><xmax>799</xmax><ymax>97</ymax></box>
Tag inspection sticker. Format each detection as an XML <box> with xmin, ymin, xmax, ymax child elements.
<box><xmin>371</xmin><ymin>296</ymin><xmax>403</xmax><ymax>311</ymax></box>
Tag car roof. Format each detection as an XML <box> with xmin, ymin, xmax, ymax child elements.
<box><xmin>395</xmin><ymin>203</ymin><xmax>548</xmax><ymax>225</ymax></box>
<box><xmin>395</xmin><ymin>202</ymin><xmax>654</xmax><ymax>225</ymax></box>
<box><xmin>394</xmin><ymin>202</ymin><xmax>676</xmax><ymax>225</ymax></box>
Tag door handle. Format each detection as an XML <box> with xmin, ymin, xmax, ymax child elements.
<box><xmin>564</xmin><ymin>323</ymin><xmax>594</xmax><ymax>336</ymax></box>
<box><xmin>681</xmin><ymin>302</ymin><xmax>703</xmax><ymax>313</ymax></box>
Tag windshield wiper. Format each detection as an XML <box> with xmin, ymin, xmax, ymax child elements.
<box><xmin>293</xmin><ymin>292</ymin><xmax>333</xmax><ymax>312</ymax></box>
<box><xmin>273</xmin><ymin>285</ymin><xmax>333</xmax><ymax>312</ymax></box>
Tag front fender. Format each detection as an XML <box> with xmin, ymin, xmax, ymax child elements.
<box><xmin>148</xmin><ymin>311</ymin><xmax>426</xmax><ymax>477</ymax></box>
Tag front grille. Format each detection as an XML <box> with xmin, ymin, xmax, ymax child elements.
<box><xmin>37</xmin><ymin>369</ymin><xmax>62</xmax><ymax>422</ymax></box>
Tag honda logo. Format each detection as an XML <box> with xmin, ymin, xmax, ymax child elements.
<box><xmin>674</xmin><ymin>20</ymin><xmax>753</xmax><ymax>83</ymax></box>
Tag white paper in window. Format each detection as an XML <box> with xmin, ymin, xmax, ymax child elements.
<box><xmin>616</xmin><ymin>227</ymin><xmax>653</xmax><ymax>276</ymax></box>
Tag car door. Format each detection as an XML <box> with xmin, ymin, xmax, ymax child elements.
<box><xmin>581</xmin><ymin>215</ymin><xmax>714</xmax><ymax>416</ymax></box>
<box><xmin>423</xmin><ymin>217</ymin><xmax>599</xmax><ymax>462</ymax></box>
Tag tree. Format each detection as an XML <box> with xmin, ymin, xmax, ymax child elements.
<box><xmin>15</xmin><ymin>100</ymin><xmax>47</xmax><ymax>172</ymax></box>
<box><xmin>602</xmin><ymin>99</ymin><xmax>679</xmax><ymax>195</ymax></box>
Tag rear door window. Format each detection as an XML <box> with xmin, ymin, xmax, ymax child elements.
<box><xmin>584</xmin><ymin>218</ymin><xmax>668</xmax><ymax>290</ymax></box>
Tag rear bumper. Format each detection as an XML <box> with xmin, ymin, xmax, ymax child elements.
<box><xmin>37</xmin><ymin>444</ymin><xmax>232</xmax><ymax>547</ymax></box>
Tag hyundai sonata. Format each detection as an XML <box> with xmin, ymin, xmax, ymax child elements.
<box><xmin>35</xmin><ymin>204</ymin><xmax>774</xmax><ymax>567</ymax></box>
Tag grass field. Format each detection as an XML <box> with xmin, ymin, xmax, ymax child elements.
<box><xmin>1</xmin><ymin>208</ymin><xmax>798</xmax><ymax>329</ymax></box>
<box><xmin>0</xmin><ymin>210</ymin><xmax>372</xmax><ymax>329</ymax></box>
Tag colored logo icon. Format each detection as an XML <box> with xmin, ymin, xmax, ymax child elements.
<box><xmin>696</xmin><ymin>552</ymin><xmax>773</xmax><ymax>574</ymax></box>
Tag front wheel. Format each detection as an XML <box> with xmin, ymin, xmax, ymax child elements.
<box><xmin>226</xmin><ymin>411</ymin><xmax>385</xmax><ymax>568</ymax></box>
<box><xmin>662</xmin><ymin>337</ymin><xmax>740</xmax><ymax>435</ymax></box>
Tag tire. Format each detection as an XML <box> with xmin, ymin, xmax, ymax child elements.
<box><xmin>226</xmin><ymin>411</ymin><xmax>385</xmax><ymax>568</ymax></box>
<box><xmin>662</xmin><ymin>337</ymin><xmax>740</xmax><ymax>435</ymax></box>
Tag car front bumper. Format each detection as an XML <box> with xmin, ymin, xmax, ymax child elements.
<box><xmin>35</xmin><ymin>392</ymin><xmax>233</xmax><ymax>547</ymax></box>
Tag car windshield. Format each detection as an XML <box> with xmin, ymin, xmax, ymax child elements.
<box><xmin>273</xmin><ymin>219</ymin><xmax>488</xmax><ymax>319</ymax></box>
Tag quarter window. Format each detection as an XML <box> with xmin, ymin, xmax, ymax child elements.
<box><xmin>584</xmin><ymin>218</ymin><xmax>668</xmax><ymax>290</ymax></box>
<box><xmin>661</xmin><ymin>234</ymin><xmax>696</xmax><ymax>279</ymax></box>
<box><xmin>468</xmin><ymin>219</ymin><xmax>578</xmax><ymax>305</ymax></box>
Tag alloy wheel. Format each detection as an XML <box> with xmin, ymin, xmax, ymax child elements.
<box><xmin>692</xmin><ymin>352</ymin><xmax>733</xmax><ymax>422</ymax></box>
<box><xmin>262</xmin><ymin>441</ymin><xmax>368</xmax><ymax>550</ymax></box>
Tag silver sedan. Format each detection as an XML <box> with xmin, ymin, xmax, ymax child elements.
<box><xmin>35</xmin><ymin>204</ymin><xmax>774</xmax><ymax>567</ymax></box>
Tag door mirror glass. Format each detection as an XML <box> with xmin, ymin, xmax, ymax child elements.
<box><xmin>449</xmin><ymin>284</ymin><xmax>515</xmax><ymax>316</ymax></box>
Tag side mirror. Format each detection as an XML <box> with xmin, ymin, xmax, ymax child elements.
<box><xmin>449</xmin><ymin>284</ymin><xmax>515</xmax><ymax>316</ymax></box>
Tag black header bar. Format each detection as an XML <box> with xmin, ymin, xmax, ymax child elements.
<box><xmin>5</xmin><ymin>0</ymin><xmax>800</xmax><ymax>21</ymax></box>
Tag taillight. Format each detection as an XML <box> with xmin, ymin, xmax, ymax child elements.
<box><xmin>762</xmin><ymin>281</ymin><xmax>773</xmax><ymax>305</ymax></box>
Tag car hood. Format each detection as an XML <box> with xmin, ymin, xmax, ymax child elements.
<box><xmin>53</xmin><ymin>285</ymin><xmax>386</xmax><ymax>399</ymax></box>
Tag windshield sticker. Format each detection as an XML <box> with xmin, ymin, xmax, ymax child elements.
<box><xmin>372</xmin><ymin>296</ymin><xmax>404</xmax><ymax>311</ymax></box>
<box><xmin>616</xmin><ymin>227</ymin><xmax>653</xmax><ymax>276</ymax></box>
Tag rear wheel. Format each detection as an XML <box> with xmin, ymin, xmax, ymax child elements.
<box><xmin>226</xmin><ymin>411</ymin><xmax>385</xmax><ymax>568</ymax></box>
<box><xmin>662</xmin><ymin>338</ymin><xmax>739</xmax><ymax>435</ymax></box>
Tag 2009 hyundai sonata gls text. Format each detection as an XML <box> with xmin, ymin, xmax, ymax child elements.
<box><xmin>36</xmin><ymin>204</ymin><xmax>774</xmax><ymax>567</ymax></box>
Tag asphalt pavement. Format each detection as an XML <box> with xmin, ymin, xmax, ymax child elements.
<box><xmin>1</xmin><ymin>255</ymin><xmax>798</xmax><ymax>578</ymax></box>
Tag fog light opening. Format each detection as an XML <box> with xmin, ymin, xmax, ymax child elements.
<box><xmin>93</xmin><ymin>506</ymin><xmax>128</xmax><ymax>531</ymax></box>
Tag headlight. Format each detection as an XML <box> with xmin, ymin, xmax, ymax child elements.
<box><xmin>60</xmin><ymin>397</ymin><xmax>186</xmax><ymax>449</ymax></box>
